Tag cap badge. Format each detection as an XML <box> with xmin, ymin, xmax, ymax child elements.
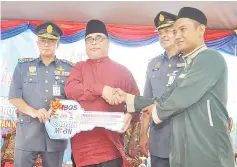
<box><xmin>47</xmin><ymin>25</ymin><xmax>53</xmax><ymax>33</ymax></box>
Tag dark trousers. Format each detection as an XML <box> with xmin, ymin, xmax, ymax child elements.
<box><xmin>14</xmin><ymin>149</ymin><xmax>64</xmax><ymax>167</ymax></box>
<box><xmin>83</xmin><ymin>158</ymin><xmax>122</xmax><ymax>167</ymax></box>
<box><xmin>151</xmin><ymin>155</ymin><xmax>169</xmax><ymax>167</ymax></box>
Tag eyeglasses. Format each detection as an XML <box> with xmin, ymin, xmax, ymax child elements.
<box><xmin>85</xmin><ymin>35</ymin><xmax>107</xmax><ymax>44</ymax></box>
<box><xmin>38</xmin><ymin>39</ymin><xmax>57</xmax><ymax>46</ymax></box>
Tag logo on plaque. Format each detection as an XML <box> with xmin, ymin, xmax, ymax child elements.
<box><xmin>45</xmin><ymin>99</ymin><xmax>83</xmax><ymax>140</ymax></box>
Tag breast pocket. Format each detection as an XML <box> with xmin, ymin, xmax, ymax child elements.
<box><xmin>149</xmin><ymin>71</ymin><xmax>162</xmax><ymax>96</ymax></box>
<box><xmin>150</xmin><ymin>71</ymin><xmax>161</xmax><ymax>90</ymax></box>
<box><xmin>22</xmin><ymin>77</ymin><xmax>39</xmax><ymax>95</ymax></box>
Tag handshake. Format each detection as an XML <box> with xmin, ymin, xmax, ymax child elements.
<box><xmin>102</xmin><ymin>86</ymin><xmax>127</xmax><ymax>105</ymax></box>
<box><xmin>101</xmin><ymin>86</ymin><xmax>157</xmax><ymax>128</ymax></box>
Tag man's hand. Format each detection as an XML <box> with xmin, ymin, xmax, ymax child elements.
<box><xmin>102</xmin><ymin>86</ymin><xmax>119</xmax><ymax>105</ymax></box>
<box><xmin>119</xmin><ymin>113</ymin><xmax>133</xmax><ymax>133</ymax></box>
<box><xmin>141</xmin><ymin>104</ymin><xmax>156</xmax><ymax>119</ymax></box>
<box><xmin>113</xmin><ymin>88</ymin><xmax>127</xmax><ymax>103</ymax></box>
<box><xmin>140</xmin><ymin>134</ymin><xmax>149</xmax><ymax>157</ymax></box>
<box><xmin>30</xmin><ymin>108</ymin><xmax>50</xmax><ymax>123</ymax></box>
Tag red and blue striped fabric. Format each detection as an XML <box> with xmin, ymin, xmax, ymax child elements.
<box><xmin>1</xmin><ymin>20</ymin><xmax>237</xmax><ymax>55</ymax></box>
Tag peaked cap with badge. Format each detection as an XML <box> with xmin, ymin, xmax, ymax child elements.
<box><xmin>154</xmin><ymin>11</ymin><xmax>177</xmax><ymax>31</ymax></box>
<box><xmin>35</xmin><ymin>21</ymin><xmax>63</xmax><ymax>40</ymax></box>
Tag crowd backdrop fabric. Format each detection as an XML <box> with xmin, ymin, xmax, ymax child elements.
<box><xmin>1</xmin><ymin>20</ymin><xmax>237</xmax><ymax>164</ymax></box>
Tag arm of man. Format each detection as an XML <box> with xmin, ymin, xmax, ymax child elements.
<box><xmin>127</xmin><ymin>51</ymin><xmax>227</xmax><ymax>123</ymax></box>
<box><xmin>9</xmin><ymin>98</ymin><xmax>36</xmax><ymax>117</ymax></box>
<box><xmin>9</xmin><ymin>63</ymin><xmax>49</xmax><ymax>122</ymax></box>
<box><xmin>64</xmin><ymin>62</ymin><xmax>110</xmax><ymax>102</ymax></box>
<box><xmin>126</xmin><ymin>95</ymin><xmax>155</xmax><ymax>112</ymax></box>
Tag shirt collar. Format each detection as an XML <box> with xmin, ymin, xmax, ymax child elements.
<box><xmin>183</xmin><ymin>44</ymin><xmax>207</xmax><ymax>65</ymax></box>
<box><xmin>162</xmin><ymin>51</ymin><xmax>182</xmax><ymax>60</ymax></box>
<box><xmin>87</xmin><ymin>56</ymin><xmax>110</xmax><ymax>63</ymax></box>
<box><xmin>37</xmin><ymin>56</ymin><xmax>59</xmax><ymax>65</ymax></box>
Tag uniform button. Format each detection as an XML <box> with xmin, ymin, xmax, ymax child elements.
<box><xmin>29</xmin><ymin>78</ymin><xmax>32</xmax><ymax>81</ymax></box>
<box><xmin>46</xmin><ymin>71</ymin><xmax>49</xmax><ymax>73</ymax></box>
<box><xmin>45</xmin><ymin>80</ymin><xmax>48</xmax><ymax>83</ymax></box>
<box><xmin>168</xmin><ymin>64</ymin><xmax>172</xmax><ymax>67</ymax></box>
<box><xmin>61</xmin><ymin>80</ymin><xmax>64</xmax><ymax>83</ymax></box>
<box><xmin>45</xmin><ymin>99</ymin><xmax>48</xmax><ymax>102</ymax></box>
<box><xmin>45</xmin><ymin>90</ymin><xmax>49</xmax><ymax>93</ymax></box>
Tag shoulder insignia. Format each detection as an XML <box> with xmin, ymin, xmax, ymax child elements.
<box><xmin>155</xmin><ymin>62</ymin><xmax>161</xmax><ymax>68</ymax></box>
<box><xmin>60</xmin><ymin>59</ymin><xmax>75</xmax><ymax>66</ymax></box>
<box><xmin>18</xmin><ymin>58</ymin><xmax>35</xmax><ymax>63</ymax></box>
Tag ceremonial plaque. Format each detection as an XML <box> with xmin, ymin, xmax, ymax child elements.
<box><xmin>45</xmin><ymin>99</ymin><xmax>82</xmax><ymax>140</ymax></box>
<box><xmin>80</xmin><ymin>111</ymin><xmax>124</xmax><ymax>132</ymax></box>
<box><xmin>45</xmin><ymin>99</ymin><xmax>125</xmax><ymax>140</ymax></box>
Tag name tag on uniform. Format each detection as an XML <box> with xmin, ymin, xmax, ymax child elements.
<box><xmin>152</xmin><ymin>68</ymin><xmax>159</xmax><ymax>71</ymax></box>
<box><xmin>177</xmin><ymin>63</ymin><xmax>185</xmax><ymax>68</ymax></box>
<box><xmin>53</xmin><ymin>85</ymin><xmax>61</xmax><ymax>96</ymax></box>
<box><xmin>54</xmin><ymin>71</ymin><xmax>70</xmax><ymax>77</ymax></box>
<box><xmin>27</xmin><ymin>72</ymin><xmax>37</xmax><ymax>76</ymax></box>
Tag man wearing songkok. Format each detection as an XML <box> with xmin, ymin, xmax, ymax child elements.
<box><xmin>64</xmin><ymin>19</ymin><xmax>140</xmax><ymax>167</ymax></box>
<box><xmin>114</xmin><ymin>7</ymin><xmax>235</xmax><ymax>167</ymax></box>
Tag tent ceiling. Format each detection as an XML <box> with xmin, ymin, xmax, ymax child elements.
<box><xmin>2</xmin><ymin>1</ymin><xmax>237</xmax><ymax>30</ymax></box>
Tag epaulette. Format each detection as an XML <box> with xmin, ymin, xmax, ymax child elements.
<box><xmin>60</xmin><ymin>59</ymin><xmax>75</xmax><ymax>66</ymax></box>
<box><xmin>18</xmin><ymin>58</ymin><xmax>35</xmax><ymax>63</ymax></box>
<box><xmin>154</xmin><ymin>54</ymin><xmax>164</xmax><ymax>60</ymax></box>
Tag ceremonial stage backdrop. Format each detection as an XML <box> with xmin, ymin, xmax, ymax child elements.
<box><xmin>1</xmin><ymin>20</ymin><xmax>237</xmax><ymax>164</ymax></box>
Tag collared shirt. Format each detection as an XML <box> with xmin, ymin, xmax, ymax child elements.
<box><xmin>64</xmin><ymin>56</ymin><xmax>140</xmax><ymax>166</ymax></box>
<box><xmin>8</xmin><ymin>56</ymin><xmax>72</xmax><ymax>152</ymax></box>
<box><xmin>9</xmin><ymin>57</ymin><xmax>72</xmax><ymax>110</ymax></box>
<box><xmin>143</xmin><ymin>52</ymin><xmax>184</xmax><ymax>158</ymax></box>
<box><xmin>127</xmin><ymin>45</ymin><xmax>234</xmax><ymax>167</ymax></box>
<box><xmin>149</xmin><ymin>45</ymin><xmax>234</xmax><ymax>167</ymax></box>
